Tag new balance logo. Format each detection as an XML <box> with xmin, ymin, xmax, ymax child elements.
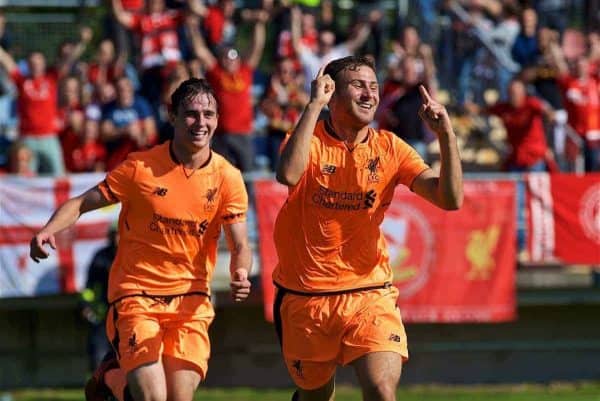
<box><xmin>321</xmin><ymin>164</ymin><xmax>337</xmax><ymax>175</ymax></box>
<box><xmin>389</xmin><ymin>333</ymin><xmax>403</xmax><ymax>343</ymax></box>
<box><xmin>153</xmin><ymin>187</ymin><xmax>168</xmax><ymax>196</ymax></box>
<box><xmin>363</xmin><ymin>190</ymin><xmax>377</xmax><ymax>209</ymax></box>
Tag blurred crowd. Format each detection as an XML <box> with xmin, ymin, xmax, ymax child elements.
<box><xmin>0</xmin><ymin>0</ymin><xmax>599</xmax><ymax>177</ymax></box>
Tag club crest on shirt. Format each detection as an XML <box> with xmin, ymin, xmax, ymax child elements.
<box><xmin>204</xmin><ymin>188</ymin><xmax>218</xmax><ymax>211</ymax></box>
<box><xmin>366</xmin><ymin>156</ymin><xmax>380</xmax><ymax>183</ymax></box>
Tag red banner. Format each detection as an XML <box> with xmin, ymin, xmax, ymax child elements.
<box><xmin>255</xmin><ymin>180</ymin><xmax>517</xmax><ymax>323</ymax></box>
<box><xmin>528</xmin><ymin>173</ymin><xmax>600</xmax><ymax>264</ymax></box>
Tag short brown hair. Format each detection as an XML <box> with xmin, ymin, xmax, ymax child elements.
<box><xmin>323</xmin><ymin>56</ymin><xmax>376</xmax><ymax>83</ymax></box>
<box><xmin>170</xmin><ymin>78</ymin><xmax>218</xmax><ymax>114</ymax></box>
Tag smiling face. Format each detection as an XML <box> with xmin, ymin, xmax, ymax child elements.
<box><xmin>171</xmin><ymin>92</ymin><xmax>219</xmax><ymax>154</ymax></box>
<box><xmin>329</xmin><ymin>65</ymin><xmax>379</xmax><ymax>128</ymax></box>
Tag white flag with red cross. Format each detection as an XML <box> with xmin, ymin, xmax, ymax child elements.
<box><xmin>0</xmin><ymin>173</ymin><xmax>120</xmax><ymax>297</ymax></box>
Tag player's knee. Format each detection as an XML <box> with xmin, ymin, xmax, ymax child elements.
<box><xmin>128</xmin><ymin>380</ymin><xmax>167</xmax><ymax>401</ymax></box>
<box><xmin>361</xmin><ymin>379</ymin><xmax>397</xmax><ymax>401</ymax></box>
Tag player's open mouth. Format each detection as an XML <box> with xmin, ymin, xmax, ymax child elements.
<box><xmin>357</xmin><ymin>102</ymin><xmax>373</xmax><ymax>110</ymax></box>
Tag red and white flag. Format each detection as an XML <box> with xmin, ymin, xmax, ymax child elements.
<box><xmin>0</xmin><ymin>174</ymin><xmax>120</xmax><ymax>297</ymax></box>
<box><xmin>528</xmin><ymin>173</ymin><xmax>600</xmax><ymax>264</ymax></box>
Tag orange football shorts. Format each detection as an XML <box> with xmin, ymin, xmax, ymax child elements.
<box><xmin>275</xmin><ymin>284</ymin><xmax>408</xmax><ymax>390</ymax></box>
<box><xmin>106</xmin><ymin>293</ymin><xmax>214</xmax><ymax>379</ymax></box>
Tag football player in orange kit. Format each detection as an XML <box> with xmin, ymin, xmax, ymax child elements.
<box><xmin>30</xmin><ymin>78</ymin><xmax>252</xmax><ymax>401</ymax></box>
<box><xmin>273</xmin><ymin>56</ymin><xmax>463</xmax><ymax>401</ymax></box>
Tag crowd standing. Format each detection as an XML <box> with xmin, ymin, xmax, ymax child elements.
<box><xmin>0</xmin><ymin>0</ymin><xmax>598</xmax><ymax>176</ymax></box>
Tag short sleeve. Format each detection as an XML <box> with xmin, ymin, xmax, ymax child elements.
<box><xmin>394</xmin><ymin>138</ymin><xmax>430</xmax><ymax>188</ymax></box>
<box><xmin>219</xmin><ymin>166</ymin><xmax>248</xmax><ymax>225</ymax></box>
<box><xmin>98</xmin><ymin>157</ymin><xmax>137</xmax><ymax>203</ymax></box>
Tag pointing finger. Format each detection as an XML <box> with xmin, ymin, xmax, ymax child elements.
<box><xmin>316</xmin><ymin>65</ymin><xmax>326</xmax><ymax>79</ymax></box>
<box><xmin>419</xmin><ymin>85</ymin><xmax>432</xmax><ymax>104</ymax></box>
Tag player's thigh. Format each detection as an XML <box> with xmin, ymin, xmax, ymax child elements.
<box><xmin>296</xmin><ymin>375</ymin><xmax>336</xmax><ymax>401</ymax></box>
<box><xmin>126</xmin><ymin>360</ymin><xmax>167</xmax><ymax>401</ymax></box>
<box><xmin>341</xmin><ymin>287</ymin><xmax>408</xmax><ymax>366</ymax></box>
<box><xmin>351</xmin><ymin>351</ymin><xmax>402</xmax><ymax>401</ymax></box>
<box><xmin>276</xmin><ymin>294</ymin><xmax>341</xmax><ymax>390</ymax></box>
<box><xmin>107</xmin><ymin>298</ymin><xmax>164</xmax><ymax>374</ymax></box>
<box><xmin>163</xmin><ymin>355</ymin><xmax>202</xmax><ymax>401</ymax></box>
<box><xmin>162</xmin><ymin>295</ymin><xmax>214</xmax><ymax>381</ymax></box>
<box><xmin>283</xmin><ymin>358</ymin><xmax>337</xmax><ymax>393</ymax></box>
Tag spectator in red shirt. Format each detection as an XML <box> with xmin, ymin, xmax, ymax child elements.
<box><xmin>468</xmin><ymin>78</ymin><xmax>554</xmax><ymax>172</ymax></box>
<box><xmin>0</xmin><ymin>28</ymin><xmax>91</xmax><ymax>176</ymax></box>
<box><xmin>64</xmin><ymin>118</ymin><xmax>107</xmax><ymax>173</ymax></box>
<box><xmin>187</xmin><ymin>9</ymin><xmax>268</xmax><ymax>172</ymax></box>
<box><xmin>550</xmin><ymin>43</ymin><xmax>600</xmax><ymax>172</ymax></box>
<box><xmin>87</xmin><ymin>39</ymin><xmax>127</xmax><ymax>89</ymax></box>
<box><xmin>259</xmin><ymin>56</ymin><xmax>309</xmax><ymax>170</ymax></box>
<box><xmin>111</xmin><ymin>0</ymin><xmax>206</xmax><ymax>118</ymax></box>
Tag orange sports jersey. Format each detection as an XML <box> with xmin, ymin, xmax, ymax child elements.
<box><xmin>273</xmin><ymin>120</ymin><xmax>429</xmax><ymax>292</ymax></box>
<box><xmin>98</xmin><ymin>142</ymin><xmax>247</xmax><ymax>302</ymax></box>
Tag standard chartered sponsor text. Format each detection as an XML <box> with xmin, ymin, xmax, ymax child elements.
<box><xmin>149</xmin><ymin>213</ymin><xmax>208</xmax><ymax>236</ymax></box>
<box><xmin>312</xmin><ymin>185</ymin><xmax>365</xmax><ymax>211</ymax></box>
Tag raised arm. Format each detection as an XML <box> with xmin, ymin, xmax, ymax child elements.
<box><xmin>0</xmin><ymin>44</ymin><xmax>17</xmax><ymax>73</ymax></box>
<box><xmin>30</xmin><ymin>186</ymin><xmax>116</xmax><ymax>263</ymax></box>
<box><xmin>223</xmin><ymin>221</ymin><xmax>252</xmax><ymax>302</ymax></box>
<box><xmin>57</xmin><ymin>26</ymin><xmax>93</xmax><ymax>77</ymax></box>
<box><xmin>344</xmin><ymin>22</ymin><xmax>371</xmax><ymax>54</ymax></box>
<box><xmin>185</xmin><ymin>15</ymin><xmax>217</xmax><ymax>70</ymax></box>
<box><xmin>276</xmin><ymin>67</ymin><xmax>334</xmax><ymax>186</ymax></box>
<box><xmin>245</xmin><ymin>10</ymin><xmax>268</xmax><ymax>69</ymax></box>
<box><xmin>290</xmin><ymin>6</ymin><xmax>303</xmax><ymax>57</ymax></box>
<box><xmin>547</xmin><ymin>40</ymin><xmax>569</xmax><ymax>76</ymax></box>
<box><xmin>411</xmin><ymin>85</ymin><xmax>463</xmax><ymax>210</ymax></box>
<box><xmin>111</xmin><ymin>0</ymin><xmax>134</xmax><ymax>28</ymax></box>
<box><xmin>187</xmin><ymin>0</ymin><xmax>207</xmax><ymax>18</ymax></box>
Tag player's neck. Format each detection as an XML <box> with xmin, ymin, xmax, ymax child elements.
<box><xmin>170</xmin><ymin>140</ymin><xmax>211</xmax><ymax>169</ymax></box>
<box><xmin>328</xmin><ymin>118</ymin><xmax>369</xmax><ymax>146</ymax></box>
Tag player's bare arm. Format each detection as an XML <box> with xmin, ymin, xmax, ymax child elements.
<box><xmin>276</xmin><ymin>66</ymin><xmax>335</xmax><ymax>186</ymax></box>
<box><xmin>412</xmin><ymin>85</ymin><xmax>463</xmax><ymax>210</ymax></box>
<box><xmin>29</xmin><ymin>186</ymin><xmax>116</xmax><ymax>263</ymax></box>
<box><xmin>224</xmin><ymin>221</ymin><xmax>252</xmax><ymax>302</ymax></box>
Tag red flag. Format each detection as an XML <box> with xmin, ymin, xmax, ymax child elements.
<box><xmin>256</xmin><ymin>180</ymin><xmax>517</xmax><ymax>323</ymax></box>
<box><xmin>528</xmin><ymin>173</ymin><xmax>600</xmax><ymax>264</ymax></box>
<box><xmin>390</xmin><ymin>181</ymin><xmax>517</xmax><ymax>322</ymax></box>
<box><xmin>255</xmin><ymin>180</ymin><xmax>288</xmax><ymax>322</ymax></box>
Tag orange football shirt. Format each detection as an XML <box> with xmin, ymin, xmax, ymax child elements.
<box><xmin>273</xmin><ymin>120</ymin><xmax>429</xmax><ymax>292</ymax></box>
<box><xmin>98</xmin><ymin>142</ymin><xmax>248</xmax><ymax>302</ymax></box>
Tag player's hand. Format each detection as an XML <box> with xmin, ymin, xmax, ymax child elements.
<box><xmin>230</xmin><ymin>268</ymin><xmax>251</xmax><ymax>302</ymax></box>
<box><xmin>310</xmin><ymin>66</ymin><xmax>335</xmax><ymax>108</ymax></box>
<box><xmin>29</xmin><ymin>232</ymin><xmax>56</xmax><ymax>263</ymax></box>
<box><xmin>418</xmin><ymin>85</ymin><xmax>453</xmax><ymax>138</ymax></box>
